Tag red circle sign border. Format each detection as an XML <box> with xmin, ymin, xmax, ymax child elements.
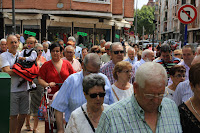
<box><xmin>178</xmin><ymin>4</ymin><xmax>197</xmax><ymax>24</ymax></box>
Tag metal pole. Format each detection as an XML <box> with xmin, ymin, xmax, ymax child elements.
<box><xmin>12</xmin><ymin>0</ymin><xmax>16</xmax><ymax>34</ymax></box>
<box><xmin>184</xmin><ymin>24</ymin><xmax>187</xmax><ymax>45</ymax></box>
<box><xmin>134</xmin><ymin>0</ymin><xmax>138</xmax><ymax>43</ymax></box>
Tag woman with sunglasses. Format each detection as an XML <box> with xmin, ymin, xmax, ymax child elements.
<box><xmin>179</xmin><ymin>63</ymin><xmax>200</xmax><ymax>132</ymax></box>
<box><xmin>90</xmin><ymin>45</ymin><xmax>102</xmax><ymax>57</ymax></box>
<box><xmin>38</xmin><ymin>43</ymin><xmax>76</xmax><ymax>133</ymax></box>
<box><xmin>112</xmin><ymin>61</ymin><xmax>134</xmax><ymax>102</ymax></box>
<box><xmin>165</xmin><ymin>65</ymin><xmax>186</xmax><ymax>99</ymax></box>
<box><xmin>65</xmin><ymin>74</ymin><xmax>108</xmax><ymax>133</ymax></box>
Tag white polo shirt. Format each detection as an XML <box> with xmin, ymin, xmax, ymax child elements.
<box><xmin>0</xmin><ymin>51</ymin><xmax>29</xmax><ymax>92</ymax></box>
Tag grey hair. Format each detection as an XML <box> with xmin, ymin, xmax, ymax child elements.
<box><xmin>58</xmin><ymin>39</ymin><xmax>64</xmax><ymax>42</ymax></box>
<box><xmin>110</xmin><ymin>42</ymin><xmax>122</xmax><ymax>52</ymax></box>
<box><xmin>100</xmin><ymin>39</ymin><xmax>105</xmax><ymax>44</ymax></box>
<box><xmin>64</xmin><ymin>45</ymin><xmax>74</xmax><ymax>52</ymax></box>
<box><xmin>83</xmin><ymin>53</ymin><xmax>101</xmax><ymax>68</ymax></box>
<box><xmin>82</xmin><ymin>74</ymin><xmax>105</xmax><ymax>94</ymax></box>
<box><xmin>135</xmin><ymin>62</ymin><xmax>167</xmax><ymax>89</ymax></box>
<box><xmin>42</xmin><ymin>42</ymin><xmax>49</xmax><ymax>46</ymax></box>
<box><xmin>68</xmin><ymin>36</ymin><xmax>76</xmax><ymax>42</ymax></box>
<box><xmin>0</xmin><ymin>39</ymin><xmax>6</xmax><ymax>44</ymax></box>
<box><xmin>104</xmin><ymin>42</ymin><xmax>112</xmax><ymax>47</ymax></box>
<box><xmin>141</xmin><ymin>49</ymin><xmax>152</xmax><ymax>59</ymax></box>
<box><xmin>128</xmin><ymin>47</ymin><xmax>135</xmax><ymax>53</ymax></box>
<box><xmin>35</xmin><ymin>43</ymin><xmax>43</xmax><ymax>49</ymax></box>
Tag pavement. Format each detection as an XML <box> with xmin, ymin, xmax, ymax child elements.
<box><xmin>21</xmin><ymin>118</ymin><xmax>45</xmax><ymax>133</ymax></box>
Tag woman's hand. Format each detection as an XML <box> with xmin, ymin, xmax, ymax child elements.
<box><xmin>49</xmin><ymin>82</ymin><xmax>56</xmax><ymax>88</ymax></box>
<box><xmin>18</xmin><ymin>57</ymin><xmax>26</xmax><ymax>60</ymax></box>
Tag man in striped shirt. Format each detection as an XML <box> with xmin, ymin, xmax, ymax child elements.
<box><xmin>96</xmin><ymin>62</ymin><xmax>182</xmax><ymax>133</ymax></box>
<box><xmin>156</xmin><ymin>44</ymin><xmax>180</xmax><ymax>80</ymax></box>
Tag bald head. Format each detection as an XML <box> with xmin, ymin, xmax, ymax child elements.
<box><xmin>191</xmin><ymin>55</ymin><xmax>200</xmax><ymax>65</ymax></box>
<box><xmin>7</xmin><ymin>35</ymin><xmax>18</xmax><ymax>54</ymax></box>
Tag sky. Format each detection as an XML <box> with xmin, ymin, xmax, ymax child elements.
<box><xmin>135</xmin><ymin>0</ymin><xmax>149</xmax><ymax>9</ymax></box>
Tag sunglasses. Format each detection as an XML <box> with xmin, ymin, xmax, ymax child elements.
<box><xmin>105</xmin><ymin>49</ymin><xmax>110</xmax><ymax>50</ymax></box>
<box><xmin>113</xmin><ymin>51</ymin><xmax>124</xmax><ymax>54</ymax></box>
<box><xmin>94</xmin><ymin>50</ymin><xmax>101</xmax><ymax>53</ymax></box>
<box><xmin>88</xmin><ymin>92</ymin><xmax>106</xmax><ymax>98</ymax></box>
<box><xmin>37</xmin><ymin>49</ymin><xmax>43</xmax><ymax>52</ymax></box>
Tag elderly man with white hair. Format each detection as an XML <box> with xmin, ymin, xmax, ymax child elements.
<box><xmin>62</xmin><ymin>45</ymin><xmax>82</xmax><ymax>72</ymax></box>
<box><xmin>96</xmin><ymin>62</ymin><xmax>182</xmax><ymax>133</ymax></box>
<box><xmin>134</xmin><ymin>49</ymin><xmax>155</xmax><ymax>73</ymax></box>
<box><xmin>42</xmin><ymin>42</ymin><xmax>51</xmax><ymax>61</ymax></box>
<box><xmin>196</xmin><ymin>46</ymin><xmax>200</xmax><ymax>56</ymax></box>
<box><xmin>68</xmin><ymin>36</ymin><xmax>82</xmax><ymax>59</ymax></box>
<box><xmin>0</xmin><ymin>38</ymin><xmax>7</xmax><ymax>54</ymax></box>
<box><xmin>124</xmin><ymin>47</ymin><xmax>137</xmax><ymax>65</ymax></box>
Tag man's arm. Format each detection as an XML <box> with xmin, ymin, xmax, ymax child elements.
<box><xmin>55</xmin><ymin>110</ymin><xmax>64</xmax><ymax>133</ymax></box>
<box><xmin>2</xmin><ymin>66</ymin><xmax>15</xmax><ymax>76</ymax></box>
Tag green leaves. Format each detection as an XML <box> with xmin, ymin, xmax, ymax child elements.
<box><xmin>133</xmin><ymin>5</ymin><xmax>155</xmax><ymax>36</ymax></box>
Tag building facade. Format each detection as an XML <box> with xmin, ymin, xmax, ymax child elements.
<box><xmin>155</xmin><ymin>0</ymin><xmax>200</xmax><ymax>43</ymax></box>
<box><xmin>0</xmin><ymin>0</ymin><xmax>134</xmax><ymax>45</ymax></box>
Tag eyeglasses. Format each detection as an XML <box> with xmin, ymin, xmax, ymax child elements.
<box><xmin>88</xmin><ymin>92</ymin><xmax>106</xmax><ymax>98</ymax></box>
<box><xmin>175</xmin><ymin>74</ymin><xmax>186</xmax><ymax>78</ymax></box>
<box><xmin>37</xmin><ymin>49</ymin><xmax>43</xmax><ymax>52</ymax></box>
<box><xmin>93</xmin><ymin>50</ymin><xmax>101</xmax><ymax>53</ymax></box>
<box><xmin>105</xmin><ymin>49</ymin><xmax>110</xmax><ymax>50</ymax></box>
<box><xmin>143</xmin><ymin>93</ymin><xmax>168</xmax><ymax>99</ymax></box>
<box><xmin>10</xmin><ymin>41</ymin><xmax>18</xmax><ymax>44</ymax></box>
<box><xmin>174</xmin><ymin>54</ymin><xmax>181</xmax><ymax>56</ymax></box>
<box><xmin>113</xmin><ymin>51</ymin><xmax>124</xmax><ymax>54</ymax></box>
<box><xmin>121</xmin><ymin>70</ymin><xmax>132</xmax><ymax>73</ymax></box>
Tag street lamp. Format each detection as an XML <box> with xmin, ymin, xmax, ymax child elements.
<box><xmin>12</xmin><ymin>0</ymin><xmax>16</xmax><ymax>34</ymax></box>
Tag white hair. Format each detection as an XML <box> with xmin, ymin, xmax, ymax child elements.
<box><xmin>0</xmin><ymin>39</ymin><xmax>6</xmax><ymax>44</ymax></box>
<box><xmin>104</xmin><ymin>42</ymin><xmax>112</xmax><ymax>47</ymax></box>
<box><xmin>135</xmin><ymin>62</ymin><xmax>167</xmax><ymax>89</ymax></box>
<box><xmin>128</xmin><ymin>47</ymin><xmax>135</xmax><ymax>53</ymax></box>
<box><xmin>68</xmin><ymin>36</ymin><xmax>76</xmax><ymax>42</ymax></box>
<box><xmin>110</xmin><ymin>42</ymin><xmax>122</xmax><ymax>52</ymax></box>
<box><xmin>64</xmin><ymin>45</ymin><xmax>74</xmax><ymax>52</ymax></box>
<box><xmin>35</xmin><ymin>43</ymin><xmax>43</xmax><ymax>49</ymax></box>
<box><xmin>141</xmin><ymin>49</ymin><xmax>153</xmax><ymax>59</ymax></box>
<box><xmin>42</xmin><ymin>42</ymin><xmax>49</xmax><ymax>46</ymax></box>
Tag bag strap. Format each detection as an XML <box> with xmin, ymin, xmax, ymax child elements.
<box><xmin>81</xmin><ymin>106</ymin><xmax>95</xmax><ymax>132</ymax></box>
<box><xmin>112</xmin><ymin>88</ymin><xmax>120</xmax><ymax>101</ymax></box>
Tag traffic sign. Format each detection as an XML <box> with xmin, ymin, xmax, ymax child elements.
<box><xmin>178</xmin><ymin>4</ymin><xmax>197</xmax><ymax>24</ymax></box>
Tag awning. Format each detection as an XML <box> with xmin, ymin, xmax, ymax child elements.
<box><xmin>115</xmin><ymin>19</ymin><xmax>131</xmax><ymax>28</ymax></box>
<box><xmin>50</xmin><ymin>16</ymin><xmax>99</xmax><ymax>24</ymax></box>
<box><xmin>3</xmin><ymin>13</ymin><xmax>42</xmax><ymax>20</ymax></box>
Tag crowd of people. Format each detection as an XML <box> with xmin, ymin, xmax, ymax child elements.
<box><xmin>0</xmin><ymin>34</ymin><xmax>200</xmax><ymax>133</ymax></box>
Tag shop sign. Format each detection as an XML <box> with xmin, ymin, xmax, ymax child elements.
<box><xmin>77</xmin><ymin>32</ymin><xmax>87</xmax><ymax>36</ymax></box>
<box><xmin>115</xmin><ymin>34</ymin><xmax>119</xmax><ymax>39</ymax></box>
<box><xmin>24</xmin><ymin>30</ymin><xmax>36</xmax><ymax>37</ymax></box>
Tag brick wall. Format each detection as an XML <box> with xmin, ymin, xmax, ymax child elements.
<box><xmin>112</xmin><ymin>0</ymin><xmax>123</xmax><ymax>15</ymax></box>
<box><xmin>124</xmin><ymin>0</ymin><xmax>134</xmax><ymax>18</ymax></box>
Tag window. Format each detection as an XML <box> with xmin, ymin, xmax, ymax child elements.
<box><xmin>73</xmin><ymin>0</ymin><xmax>110</xmax><ymax>4</ymax></box>
<box><xmin>191</xmin><ymin>0</ymin><xmax>196</xmax><ymax>6</ymax></box>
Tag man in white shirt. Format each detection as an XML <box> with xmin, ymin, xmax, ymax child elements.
<box><xmin>101</xmin><ymin>42</ymin><xmax>111</xmax><ymax>64</ymax></box>
<box><xmin>0</xmin><ymin>35</ymin><xmax>29</xmax><ymax>133</ymax></box>
<box><xmin>134</xmin><ymin>49</ymin><xmax>155</xmax><ymax>73</ymax></box>
<box><xmin>42</xmin><ymin>42</ymin><xmax>51</xmax><ymax>61</ymax></box>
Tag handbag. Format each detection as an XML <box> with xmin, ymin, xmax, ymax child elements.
<box><xmin>38</xmin><ymin>96</ymin><xmax>48</xmax><ymax>121</ymax></box>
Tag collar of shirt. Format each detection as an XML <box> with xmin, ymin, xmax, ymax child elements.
<box><xmin>132</xmin><ymin>95</ymin><xmax>162</xmax><ymax>121</ymax></box>
<box><xmin>140</xmin><ymin>58</ymin><xmax>146</xmax><ymax>64</ymax></box>
<box><xmin>7</xmin><ymin>51</ymin><xmax>19</xmax><ymax>58</ymax></box>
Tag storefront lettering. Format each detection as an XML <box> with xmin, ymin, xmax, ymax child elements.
<box><xmin>77</xmin><ymin>32</ymin><xmax>87</xmax><ymax>37</ymax></box>
<box><xmin>24</xmin><ymin>30</ymin><xmax>36</xmax><ymax>37</ymax></box>
<box><xmin>115</xmin><ymin>34</ymin><xmax>119</xmax><ymax>39</ymax></box>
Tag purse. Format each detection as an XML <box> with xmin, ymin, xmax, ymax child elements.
<box><xmin>38</xmin><ymin>96</ymin><xmax>48</xmax><ymax>121</ymax></box>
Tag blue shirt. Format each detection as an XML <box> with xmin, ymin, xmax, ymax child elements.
<box><xmin>51</xmin><ymin>71</ymin><xmax>114</xmax><ymax>122</ymax></box>
<box><xmin>96</xmin><ymin>96</ymin><xmax>182</xmax><ymax>133</ymax></box>
<box><xmin>124</xmin><ymin>57</ymin><xmax>137</xmax><ymax>65</ymax></box>
<box><xmin>134</xmin><ymin>58</ymin><xmax>146</xmax><ymax>73</ymax></box>
<box><xmin>173</xmin><ymin>80</ymin><xmax>193</xmax><ymax>106</ymax></box>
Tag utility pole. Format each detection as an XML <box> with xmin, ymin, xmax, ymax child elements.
<box><xmin>134</xmin><ymin>0</ymin><xmax>138</xmax><ymax>43</ymax></box>
<box><xmin>12</xmin><ymin>0</ymin><xmax>16</xmax><ymax>34</ymax></box>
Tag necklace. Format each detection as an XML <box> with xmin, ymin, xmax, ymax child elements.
<box><xmin>189</xmin><ymin>98</ymin><xmax>200</xmax><ymax>118</ymax></box>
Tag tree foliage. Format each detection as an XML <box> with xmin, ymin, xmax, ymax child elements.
<box><xmin>133</xmin><ymin>6</ymin><xmax>155</xmax><ymax>37</ymax></box>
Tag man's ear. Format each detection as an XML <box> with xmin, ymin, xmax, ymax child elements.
<box><xmin>133</xmin><ymin>82</ymin><xmax>138</xmax><ymax>95</ymax></box>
